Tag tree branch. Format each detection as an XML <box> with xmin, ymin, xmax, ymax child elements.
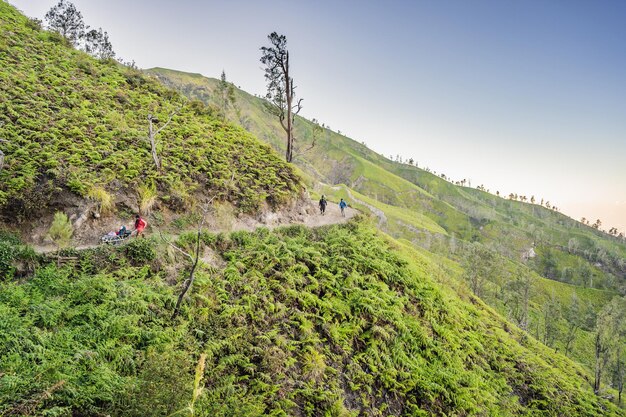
<box><xmin>166</xmin><ymin>194</ymin><xmax>217</xmax><ymax>319</ymax></box>
<box><xmin>293</xmin><ymin>98</ymin><xmax>303</xmax><ymax>116</ymax></box>
<box><xmin>160</xmin><ymin>232</ymin><xmax>194</xmax><ymax>262</ymax></box>
<box><xmin>293</xmin><ymin>139</ymin><xmax>316</xmax><ymax>157</ymax></box>
<box><xmin>155</xmin><ymin>108</ymin><xmax>180</xmax><ymax>136</ymax></box>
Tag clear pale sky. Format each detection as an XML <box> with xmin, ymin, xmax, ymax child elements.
<box><xmin>10</xmin><ymin>0</ymin><xmax>626</xmax><ymax>233</ymax></box>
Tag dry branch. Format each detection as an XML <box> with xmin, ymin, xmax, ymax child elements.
<box><xmin>161</xmin><ymin>195</ymin><xmax>217</xmax><ymax>319</ymax></box>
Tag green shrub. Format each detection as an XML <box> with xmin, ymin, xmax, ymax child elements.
<box><xmin>125</xmin><ymin>238</ymin><xmax>157</xmax><ymax>263</ymax></box>
<box><xmin>47</xmin><ymin>212</ymin><xmax>73</xmax><ymax>249</ymax></box>
<box><xmin>0</xmin><ymin>240</ymin><xmax>16</xmax><ymax>279</ymax></box>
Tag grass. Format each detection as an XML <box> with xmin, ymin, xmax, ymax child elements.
<box><xmin>138</xmin><ymin>182</ymin><xmax>157</xmax><ymax>215</ymax></box>
<box><xmin>88</xmin><ymin>185</ymin><xmax>114</xmax><ymax>214</ymax></box>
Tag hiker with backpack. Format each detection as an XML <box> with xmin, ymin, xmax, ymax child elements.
<box><xmin>339</xmin><ymin>198</ymin><xmax>348</xmax><ymax>217</ymax></box>
<box><xmin>319</xmin><ymin>195</ymin><xmax>327</xmax><ymax>215</ymax></box>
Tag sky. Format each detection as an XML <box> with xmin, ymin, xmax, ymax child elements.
<box><xmin>10</xmin><ymin>0</ymin><xmax>626</xmax><ymax>233</ymax></box>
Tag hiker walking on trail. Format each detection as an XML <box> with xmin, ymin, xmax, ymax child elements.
<box><xmin>339</xmin><ymin>198</ymin><xmax>347</xmax><ymax>217</ymax></box>
<box><xmin>133</xmin><ymin>214</ymin><xmax>147</xmax><ymax>237</ymax></box>
<box><xmin>319</xmin><ymin>195</ymin><xmax>327</xmax><ymax>215</ymax></box>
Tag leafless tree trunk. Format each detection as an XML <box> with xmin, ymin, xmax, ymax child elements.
<box><xmin>284</xmin><ymin>53</ymin><xmax>292</xmax><ymax>162</ymax></box>
<box><xmin>277</xmin><ymin>55</ymin><xmax>302</xmax><ymax>163</ymax></box>
<box><xmin>0</xmin><ymin>136</ymin><xmax>6</xmax><ymax>171</ymax></box>
<box><xmin>564</xmin><ymin>319</ymin><xmax>581</xmax><ymax>357</ymax></box>
<box><xmin>162</xmin><ymin>196</ymin><xmax>216</xmax><ymax>319</ymax></box>
<box><xmin>594</xmin><ymin>332</ymin><xmax>609</xmax><ymax>394</ymax></box>
<box><xmin>617</xmin><ymin>344</ymin><xmax>624</xmax><ymax>405</ymax></box>
<box><xmin>147</xmin><ymin>110</ymin><xmax>178</xmax><ymax>171</ymax></box>
<box><xmin>260</xmin><ymin>33</ymin><xmax>304</xmax><ymax>163</ymax></box>
<box><xmin>518</xmin><ymin>277</ymin><xmax>530</xmax><ymax>331</ymax></box>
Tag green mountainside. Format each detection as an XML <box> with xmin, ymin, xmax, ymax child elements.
<box><xmin>148</xmin><ymin>68</ymin><xmax>626</xmax><ymax>390</ymax></box>
<box><xmin>0</xmin><ymin>7</ymin><xmax>301</xmax><ymax>220</ymax></box>
<box><xmin>2</xmin><ymin>222</ymin><xmax>622</xmax><ymax>416</ymax></box>
<box><xmin>1</xmin><ymin>2</ymin><xmax>625</xmax><ymax>416</ymax></box>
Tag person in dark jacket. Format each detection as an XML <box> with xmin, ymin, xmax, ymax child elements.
<box><xmin>319</xmin><ymin>195</ymin><xmax>327</xmax><ymax>215</ymax></box>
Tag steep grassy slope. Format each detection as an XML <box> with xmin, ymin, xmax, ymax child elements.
<box><xmin>0</xmin><ymin>4</ymin><xmax>301</xmax><ymax>221</ymax></box>
<box><xmin>1</xmin><ymin>221</ymin><xmax>622</xmax><ymax>416</ymax></box>
<box><xmin>148</xmin><ymin>67</ymin><xmax>626</xmax><ymax>388</ymax></box>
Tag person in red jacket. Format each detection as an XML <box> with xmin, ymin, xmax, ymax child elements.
<box><xmin>133</xmin><ymin>214</ymin><xmax>147</xmax><ymax>237</ymax></box>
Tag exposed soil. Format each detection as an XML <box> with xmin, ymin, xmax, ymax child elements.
<box><xmin>23</xmin><ymin>197</ymin><xmax>358</xmax><ymax>254</ymax></box>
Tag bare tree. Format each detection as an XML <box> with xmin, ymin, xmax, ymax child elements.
<box><xmin>260</xmin><ymin>32</ymin><xmax>304</xmax><ymax>163</ymax></box>
<box><xmin>462</xmin><ymin>242</ymin><xmax>497</xmax><ymax>298</ymax></box>
<box><xmin>162</xmin><ymin>196</ymin><xmax>216</xmax><ymax>319</ymax></box>
<box><xmin>147</xmin><ymin>110</ymin><xmax>178</xmax><ymax>171</ymax></box>
<box><xmin>614</xmin><ymin>344</ymin><xmax>625</xmax><ymax>406</ymax></box>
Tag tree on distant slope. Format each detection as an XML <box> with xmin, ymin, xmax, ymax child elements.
<box><xmin>594</xmin><ymin>298</ymin><xmax>626</xmax><ymax>394</ymax></box>
<box><xmin>562</xmin><ymin>293</ymin><xmax>583</xmax><ymax>356</ymax></box>
<box><xmin>45</xmin><ymin>0</ymin><xmax>116</xmax><ymax>59</ymax></box>
<box><xmin>216</xmin><ymin>70</ymin><xmax>237</xmax><ymax>119</ymax></box>
<box><xmin>45</xmin><ymin>0</ymin><xmax>85</xmax><ymax>46</ymax></box>
<box><xmin>462</xmin><ymin>243</ymin><xmax>497</xmax><ymax>298</ymax></box>
<box><xmin>83</xmin><ymin>27</ymin><xmax>115</xmax><ymax>59</ymax></box>
<box><xmin>505</xmin><ymin>266</ymin><xmax>532</xmax><ymax>331</ymax></box>
<box><xmin>260</xmin><ymin>32</ymin><xmax>304</xmax><ymax>163</ymax></box>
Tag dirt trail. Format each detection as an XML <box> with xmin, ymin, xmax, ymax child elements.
<box><xmin>298</xmin><ymin>199</ymin><xmax>357</xmax><ymax>227</ymax></box>
<box><xmin>31</xmin><ymin>199</ymin><xmax>358</xmax><ymax>253</ymax></box>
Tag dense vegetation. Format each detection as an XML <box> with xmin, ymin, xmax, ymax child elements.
<box><xmin>0</xmin><ymin>3</ymin><xmax>301</xmax><ymax>217</ymax></box>
<box><xmin>2</xmin><ymin>1</ymin><xmax>626</xmax><ymax>414</ymax></box>
<box><xmin>149</xmin><ymin>67</ymin><xmax>626</xmax><ymax>399</ymax></box>
<box><xmin>1</xmin><ymin>221</ymin><xmax>622</xmax><ymax>416</ymax></box>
